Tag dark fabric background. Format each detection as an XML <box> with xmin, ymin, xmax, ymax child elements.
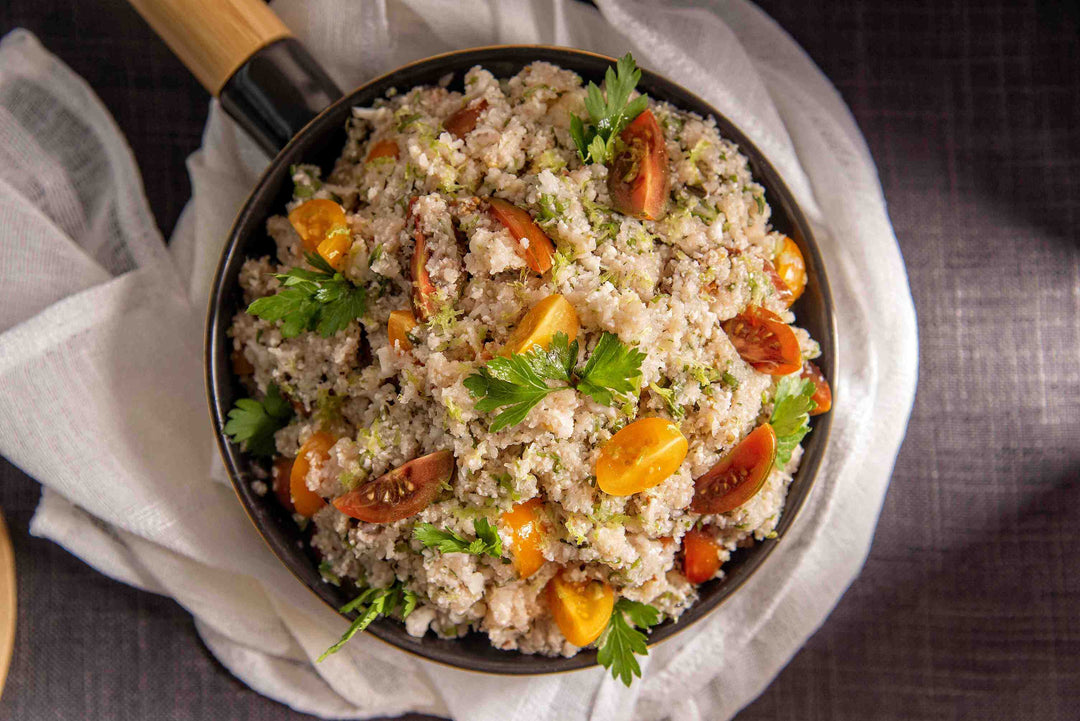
<box><xmin>1</xmin><ymin>1</ymin><xmax>1078</xmax><ymax>719</ymax></box>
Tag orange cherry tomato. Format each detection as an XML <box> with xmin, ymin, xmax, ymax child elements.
<box><xmin>408</xmin><ymin>200</ymin><xmax>439</xmax><ymax>322</ymax></box>
<box><xmin>501</xmin><ymin>294</ymin><xmax>579</xmax><ymax>357</ymax></box>
<box><xmin>487</xmin><ymin>197</ymin><xmax>556</xmax><ymax>274</ymax></box>
<box><xmin>682</xmin><ymin>529</ymin><xmax>721</xmax><ymax>584</ymax></box>
<box><xmin>444</xmin><ymin>99</ymin><xmax>487</xmax><ymax>138</ymax></box>
<box><xmin>608</xmin><ymin>109</ymin><xmax>669</xmax><ymax>221</ymax></box>
<box><xmin>387</xmin><ymin>309</ymin><xmax>419</xmax><ymax>351</ymax></box>
<box><xmin>272</xmin><ymin>457</ymin><xmax>295</xmax><ymax>513</ymax></box>
<box><xmin>774</xmin><ymin>236</ymin><xmax>807</xmax><ymax>305</ymax></box>
<box><xmin>288</xmin><ymin>199</ymin><xmax>348</xmax><ymax>253</ymax></box>
<box><xmin>690</xmin><ymin>424</ymin><xmax>777</xmax><ymax>514</ymax></box>
<box><xmin>290</xmin><ymin>432</ymin><xmax>334</xmax><ymax>517</ymax></box>
<box><xmin>316</xmin><ymin>230</ymin><xmax>351</xmax><ymax>271</ymax></box>
<box><xmin>722</xmin><ymin>305</ymin><xmax>802</xmax><ymax>376</ymax></box>
<box><xmin>596</xmin><ymin>417</ymin><xmax>688</xmax><ymax>497</ymax></box>
<box><xmin>501</xmin><ymin>498</ymin><xmax>546</xmax><ymax>579</ymax></box>
<box><xmin>333</xmin><ymin>450</ymin><xmax>454</xmax><ymax>524</ymax></box>
<box><xmin>801</xmin><ymin>361</ymin><xmax>832</xmax><ymax>415</ymax></box>
<box><xmin>546</xmin><ymin>571</ymin><xmax>614</xmax><ymax>647</ymax></box>
<box><xmin>365</xmin><ymin>138</ymin><xmax>399</xmax><ymax>162</ymax></box>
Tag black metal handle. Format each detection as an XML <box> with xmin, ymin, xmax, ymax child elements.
<box><xmin>219</xmin><ymin>38</ymin><xmax>343</xmax><ymax>156</ymax></box>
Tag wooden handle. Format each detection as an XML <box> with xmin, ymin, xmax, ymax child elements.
<box><xmin>127</xmin><ymin>0</ymin><xmax>292</xmax><ymax>94</ymax></box>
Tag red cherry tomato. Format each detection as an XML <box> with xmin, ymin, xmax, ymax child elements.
<box><xmin>272</xmin><ymin>457</ymin><xmax>295</xmax><ymax>513</ymax></box>
<box><xmin>801</xmin><ymin>361</ymin><xmax>832</xmax><ymax>415</ymax></box>
<box><xmin>408</xmin><ymin>199</ymin><xmax>439</xmax><ymax>322</ymax></box>
<box><xmin>690</xmin><ymin>424</ymin><xmax>777</xmax><ymax>514</ymax></box>
<box><xmin>445</xmin><ymin>99</ymin><xmax>488</xmax><ymax>138</ymax></box>
<box><xmin>682</xmin><ymin>529</ymin><xmax>721</xmax><ymax>584</ymax></box>
<box><xmin>487</xmin><ymin>197</ymin><xmax>556</xmax><ymax>274</ymax></box>
<box><xmin>608</xmin><ymin>109</ymin><xmax>669</xmax><ymax>221</ymax></box>
<box><xmin>332</xmin><ymin>450</ymin><xmax>454</xmax><ymax>524</ymax></box>
<box><xmin>722</xmin><ymin>305</ymin><xmax>802</xmax><ymax>376</ymax></box>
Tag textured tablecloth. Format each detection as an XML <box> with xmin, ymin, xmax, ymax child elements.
<box><xmin>1</xmin><ymin>1</ymin><xmax>1078</xmax><ymax>719</ymax></box>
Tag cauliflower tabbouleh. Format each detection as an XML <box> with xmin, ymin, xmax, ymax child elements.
<box><xmin>225</xmin><ymin>54</ymin><xmax>830</xmax><ymax>681</ymax></box>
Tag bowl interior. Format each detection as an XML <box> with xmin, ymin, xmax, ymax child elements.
<box><xmin>206</xmin><ymin>46</ymin><xmax>836</xmax><ymax>674</ymax></box>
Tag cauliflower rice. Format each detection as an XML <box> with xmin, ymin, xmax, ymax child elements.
<box><xmin>229</xmin><ymin>60</ymin><xmax>822</xmax><ymax>657</ymax></box>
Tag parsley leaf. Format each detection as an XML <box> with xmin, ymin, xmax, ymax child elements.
<box><xmin>223</xmin><ymin>383</ymin><xmax>293</xmax><ymax>457</ymax></box>
<box><xmin>597</xmin><ymin>599</ymin><xmax>662</xmax><ymax>686</ymax></box>
<box><xmin>247</xmin><ymin>253</ymin><xmax>367</xmax><ymax>338</ymax></box>
<box><xmin>770</xmin><ymin>375</ymin><xmax>817</xmax><ymax>465</ymax></box>
<box><xmin>413</xmin><ymin>517</ymin><xmax>503</xmax><ymax>558</ymax></box>
<box><xmin>464</xmin><ymin>332</ymin><xmax>645</xmax><ymax>431</ymax></box>
<box><xmin>317</xmin><ymin>581</ymin><xmax>417</xmax><ymax>662</ymax></box>
<box><xmin>570</xmin><ymin>53</ymin><xmax>650</xmax><ymax>165</ymax></box>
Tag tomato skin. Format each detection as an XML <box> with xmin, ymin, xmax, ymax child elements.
<box><xmin>333</xmin><ymin>450</ymin><xmax>454</xmax><ymax>524</ymax></box>
<box><xmin>502</xmin><ymin>498</ymin><xmax>546</xmax><ymax>579</ymax></box>
<box><xmin>546</xmin><ymin>571</ymin><xmax>614</xmax><ymax>647</ymax></box>
<box><xmin>290</xmin><ymin>432</ymin><xmax>334</xmax><ymax>517</ymax></box>
<box><xmin>501</xmin><ymin>294</ymin><xmax>579</xmax><ymax>357</ymax></box>
<box><xmin>801</xmin><ymin>361</ymin><xmax>832</xmax><ymax>415</ymax></box>
<box><xmin>272</xmin><ymin>457</ymin><xmax>295</xmax><ymax>513</ymax></box>
<box><xmin>722</xmin><ymin>305</ymin><xmax>802</xmax><ymax>376</ymax></box>
<box><xmin>774</xmin><ymin>236</ymin><xmax>807</xmax><ymax>305</ymax></box>
<box><xmin>408</xmin><ymin>200</ymin><xmax>439</xmax><ymax>322</ymax></box>
<box><xmin>316</xmin><ymin>231</ymin><xmax>351</xmax><ymax>271</ymax></box>
<box><xmin>487</xmin><ymin>197</ymin><xmax>556</xmax><ymax>274</ymax></box>
<box><xmin>365</xmin><ymin>138</ymin><xmax>399</xmax><ymax>162</ymax></box>
<box><xmin>388</xmin><ymin>309</ymin><xmax>419</xmax><ymax>351</ymax></box>
<box><xmin>445</xmin><ymin>99</ymin><xmax>488</xmax><ymax>138</ymax></box>
<box><xmin>608</xmin><ymin>109</ymin><xmax>670</xmax><ymax>221</ymax></box>
<box><xmin>763</xmin><ymin>259</ymin><xmax>795</xmax><ymax>307</ymax></box>
<box><xmin>691</xmin><ymin>424</ymin><xmax>777</xmax><ymax>514</ymax></box>
<box><xmin>682</xmin><ymin>529</ymin><xmax>721</xmax><ymax>584</ymax></box>
<box><xmin>288</xmin><ymin>199</ymin><xmax>348</xmax><ymax>254</ymax></box>
<box><xmin>596</xmin><ymin>417</ymin><xmax>688</xmax><ymax>497</ymax></box>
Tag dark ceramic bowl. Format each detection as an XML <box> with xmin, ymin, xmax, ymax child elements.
<box><xmin>206</xmin><ymin>45</ymin><xmax>835</xmax><ymax>674</ymax></box>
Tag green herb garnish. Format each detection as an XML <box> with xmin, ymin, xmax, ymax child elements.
<box><xmin>317</xmin><ymin>581</ymin><xmax>418</xmax><ymax>662</ymax></box>
<box><xmin>569</xmin><ymin>53</ymin><xmax>649</xmax><ymax>165</ymax></box>
<box><xmin>247</xmin><ymin>253</ymin><xmax>366</xmax><ymax>338</ymax></box>
<box><xmin>413</xmin><ymin>517</ymin><xmax>503</xmax><ymax>558</ymax></box>
<box><xmin>464</xmin><ymin>331</ymin><xmax>645</xmax><ymax>432</ymax></box>
<box><xmin>770</xmin><ymin>374</ymin><xmax>817</xmax><ymax>465</ymax></box>
<box><xmin>597</xmin><ymin>599</ymin><xmax>661</xmax><ymax>686</ymax></box>
<box><xmin>649</xmin><ymin>381</ymin><xmax>685</xmax><ymax>420</ymax></box>
<box><xmin>223</xmin><ymin>383</ymin><xmax>293</xmax><ymax>457</ymax></box>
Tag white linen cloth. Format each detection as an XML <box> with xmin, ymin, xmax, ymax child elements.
<box><xmin>0</xmin><ymin>0</ymin><xmax>918</xmax><ymax>717</ymax></box>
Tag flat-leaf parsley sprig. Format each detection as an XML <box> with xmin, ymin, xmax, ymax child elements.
<box><xmin>569</xmin><ymin>53</ymin><xmax>650</xmax><ymax>165</ymax></box>
<box><xmin>770</xmin><ymin>374</ymin><xmax>817</xmax><ymax>465</ymax></box>
<box><xmin>597</xmin><ymin>599</ymin><xmax>662</xmax><ymax>686</ymax></box>
<box><xmin>317</xmin><ymin>581</ymin><xmax>418</xmax><ymax>662</ymax></box>
<box><xmin>224</xmin><ymin>382</ymin><xmax>293</xmax><ymax>457</ymax></box>
<box><xmin>413</xmin><ymin>517</ymin><xmax>504</xmax><ymax>558</ymax></box>
<box><xmin>247</xmin><ymin>252</ymin><xmax>367</xmax><ymax>338</ymax></box>
<box><xmin>464</xmin><ymin>331</ymin><xmax>646</xmax><ymax>432</ymax></box>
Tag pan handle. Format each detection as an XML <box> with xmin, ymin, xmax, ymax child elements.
<box><xmin>127</xmin><ymin>0</ymin><xmax>343</xmax><ymax>155</ymax></box>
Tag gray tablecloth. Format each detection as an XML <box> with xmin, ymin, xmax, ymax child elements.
<box><xmin>1</xmin><ymin>1</ymin><xmax>1077</xmax><ymax>719</ymax></box>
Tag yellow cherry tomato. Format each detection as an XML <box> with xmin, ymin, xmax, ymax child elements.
<box><xmin>289</xmin><ymin>432</ymin><xmax>334</xmax><ymax>517</ymax></box>
<box><xmin>596</xmin><ymin>417</ymin><xmax>688</xmax><ymax>496</ymax></box>
<box><xmin>774</xmin><ymin>235</ymin><xmax>807</xmax><ymax>305</ymax></box>
<box><xmin>546</xmin><ymin>571</ymin><xmax>614</xmax><ymax>647</ymax></box>
<box><xmin>316</xmin><ymin>229</ymin><xmax>351</xmax><ymax>271</ymax></box>
<box><xmin>501</xmin><ymin>498</ymin><xmax>546</xmax><ymax>579</ymax></box>
<box><xmin>387</xmin><ymin>309</ymin><xmax>418</xmax><ymax>351</ymax></box>
<box><xmin>501</xmin><ymin>294</ymin><xmax>579</xmax><ymax>357</ymax></box>
<box><xmin>288</xmin><ymin>199</ymin><xmax>348</xmax><ymax>254</ymax></box>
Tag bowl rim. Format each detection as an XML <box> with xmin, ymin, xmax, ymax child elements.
<box><xmin>205</xmin><ymin>43</ymin><xmax>836</xmax><ymax>675</ymax></box>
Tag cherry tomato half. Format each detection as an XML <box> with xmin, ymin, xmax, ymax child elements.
<box><xmin>487</xmin><ymin>197</ymin><xmax>556</xmax><ymax>274</ymax></box>
<box><xmin>365</xmin><ymin>138</ymin><xmax>399</xmax><ymax>162</ymax></box>
<box><xmin>682</xmin><ymin>529</ymin><xmax>721</xmax><ymax>584</ymax></box>
<box><xmin>333</xmin><ymin>449</ymin><xmax>454</xmax><ymax>524</ymax></box>
<box><xmin>388</xmin><ymin>309</ymin><xmax>419</xmax><ymax>352</ymax></box>
<box><xmin>608</xmin><ymin>109</ymin><xmax>670</xmax><ymax>221</ymax></box>
<box><xmin>502</xmin><ymin>498</ymin><xmax>546</xmax><ymax>579</ymax></box>
<box><xmin>801</xmin><ymin>361</ymin><xmax>832</xmax><ymax>415</ymax></box>
<box><xmin>763</xmin><ymin>259</ymin><xmax>795</xmax><ymax>307</ymax></box>
<box><xmin>272</xmin><ymin>456</ymin><xmax>295</xmax><ymax>513</ymax></box>
<box><xmin>722</xmin><ymin>305</ymin><xmax>802</xmax><ymax>376</ymax></box>
<box><xmin>288</xmin><ymin>199</ymin><xmax>348</xmax><ymax>254</ymax></box>
<box><xmin>774</xmin><ymin>236</ymin><xmax>807</xmax><ymax>305</ymax></box>
<box><xmin>290</xmin><ymin>432</ymin><xmax>334</xmax><ymax>517</ymax></box>
<box><xmin>690</xmin><ymin>424</ymin><xmax>777</xmax><ymax>514</ymax></box>
<box><xmin>409</xmin><ymin>200</ymin><xmax>439</xmax><ymax>322</ymax></box>
<box><xmin>596</xmin><ymin>417</ymin><xmax>688</xmax><ymax>497</ymax></box>
<box><xmin>445</xmin><ymin>99</ymin><xmax>488</xmax><ymax>138</ymax></box>
<box><xmin>501</xmin><ymin>294</ymin><xmax>579</xmax><ymax>357</ymax></box>
<box><xmin>546</xmin><ymin>570</ymin><xmax>614</xmax><ymax>647</ymax></box>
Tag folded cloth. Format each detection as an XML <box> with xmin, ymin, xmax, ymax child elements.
<box><xmin>0</xmin><ymin>0</ymin><xmax>918</xmax><ymax>718</ymax></box>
